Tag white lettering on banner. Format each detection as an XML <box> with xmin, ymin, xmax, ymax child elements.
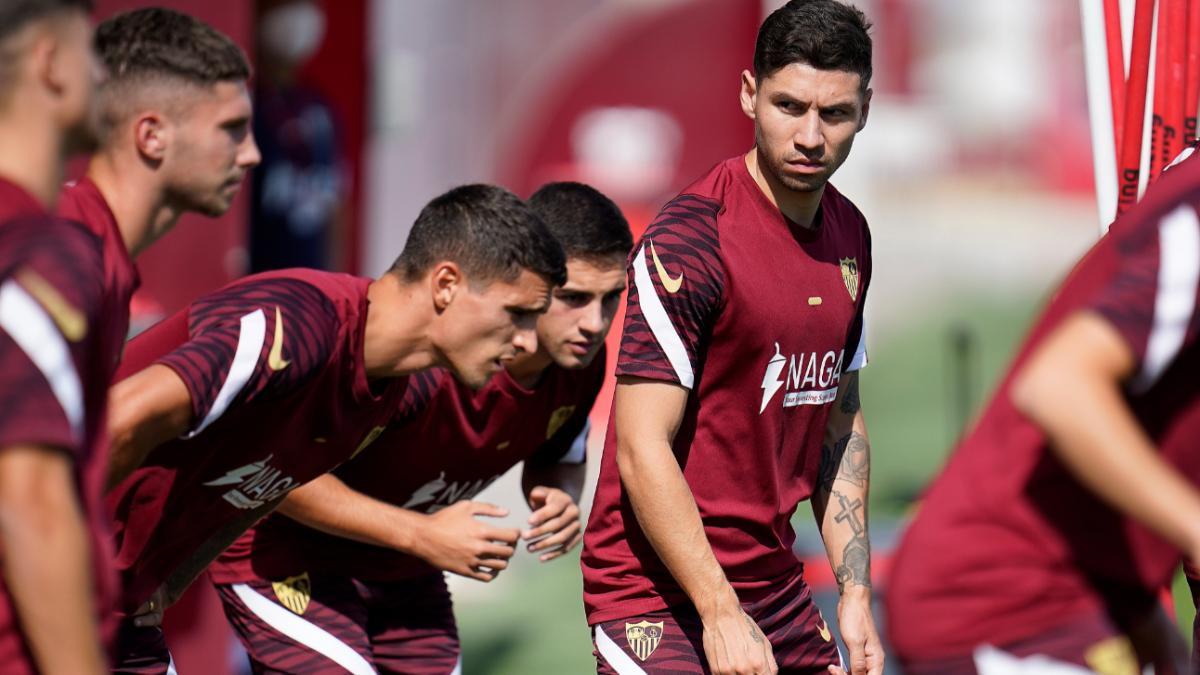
<box><xmin>761</xmin><ymin>345</ymin><xmax>845</xmax><ymax>413</ymax></box>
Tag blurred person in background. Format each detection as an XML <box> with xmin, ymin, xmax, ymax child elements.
<box><xmin>0</xmin><ymin>1</ymin><xmax>112</xmax><ymax>672</ymax></box>
<box><xmin>206</xmin><ymin>182</ymin><xmax>632</xmax><ymax>674</ymax></box>
<box><xmin>580</xmin><ymin>1</ymin><xmax>883</xmax><ymax>674</ymax></box>
<box><xmin>102</xmin><ymin>184</ymin><xmax>565</xmax><ymax>674</ymax></box>
<box><xmin>887</xmin><ymin>145</ymin><xmax>1200</xmax><ymax>673</ymax></box>
<box><xmin>57</xmin><ymin>7</ymin><xmax>260</xmax><ymax>354</ymax></box>
<box><xmin>249</xmin><ymin>0</ymin><xmax>346</xmax><ymax>273</ymax></box>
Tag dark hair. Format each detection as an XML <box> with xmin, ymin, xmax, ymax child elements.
<box><xmin>754</xmin><ymin>0</ymin><xmax>872</xmax><ymax>88</ymax></box>
<box><xmin>392</xmin><ymin>184</ymin><xmax>567</xmax><ymax>288</ymax></box>
<box><xmin>528</xmin><ymin>182</ymin><xmax>632</xmax><ymax>263</ymax></box>
<box><xmin>95</xmin><ymin>8</ymin><xmax>250</xmax><ymax>85</ymax></box>
<box><xmin>0</xmin><ymin>0</ymin><xmax>92</xmax><ymax>43</ymax></box>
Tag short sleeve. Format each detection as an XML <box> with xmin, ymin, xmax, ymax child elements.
<box><xmin>0</xmin><ymin>219</ymin><xmax>104</xmax><ymax>453</ymax></box>
<box><xmin>529</xmin><ymin>347</ymin><xmax>607</xmax><ymax>465</ymax></box>
<box><xmin>843</xmin><ymin>221</ymin><xmax>872</xmax><ymax>373</ymax></box>
<box><xmin>157</xmin><ymin>277</ymin><xmax>340</xmax><ymax>435</ymax></box>
<box><xmin>615</xmin><ymin>195</ymin><xmax>725</xmax><ymax>389</ymax></box>
<box><xmin>1089</xmin><ymin>202</ymin><xmax>1200</xmax><ymax>391</ymax></box>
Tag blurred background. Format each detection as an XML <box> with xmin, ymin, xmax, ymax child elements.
<box><xmin>88</xmin><ymin>0</ymin><xmax>1163</xmax><ymax>672</ymax></box>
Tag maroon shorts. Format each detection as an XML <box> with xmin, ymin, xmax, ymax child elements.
<box><xmin>214</xmin><ymin>572</ymin><xmax>459</xmax><ymax>674</ymax></box>
<box><xmin>592</xmin><ymin>572</ymin><xmax>841</xmax><ymax>674</ymax></box>
<box><xmin>898</xmin><ymin>611</ymin><xmax>1137</xmax><ymax>675</ymax></box>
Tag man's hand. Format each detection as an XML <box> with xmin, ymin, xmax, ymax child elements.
<box><xmin>411</xmin><ymin>501</ymin><xmax>520</xmax><ymax>582</ymax></box>
<box><xmin>701</xmin><ymin>603</ymin><xmax>778</xmax><ymax>675</ymax></box>
<box><xmin>837</xmin><ymin>588</ymin><xmax>884</xmax><ymax>675</ymax></box>
<box><xmin>522</xmin><ymin>485</ymin><xmax>582</xmax><ymax>561</ymax></box>
<box><xmin>131</xmin><ymin>585</ymin><xmax>168</xmax><ymax>628</ymax></box>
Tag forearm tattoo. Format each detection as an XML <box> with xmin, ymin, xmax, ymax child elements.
<box><xmin>840</xmin><ymin>374</ymin><xmax>861</xmax><ymax>415</ymax></box>
<box><xmin>817</xmin><ymin>431</ymin><xmax>869</xmax><ymax>493</ymax></box>
<box><xmin>832</xmin><ymin>490</ymin><xmax>871</xmax><ymax>593</ymax></box>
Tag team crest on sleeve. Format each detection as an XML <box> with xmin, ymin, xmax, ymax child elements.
<box><xmin>546</xmin><ymin>406</ymin><xmax>577</xmax><ymax>439</ymax></box>
<box><xmin>839</xmin><ymin>257</ymin><xmax>859</xmax><ymax>301</ymax></box>
<box><xmin>271</xmin><ymin>572</ymin><xmax>312</xmax><ymax>615</ymax></box>
<box><xmin>625</xmin><ymin>620</ymin><xmax>664</xmax><ymax>662</ymax></box>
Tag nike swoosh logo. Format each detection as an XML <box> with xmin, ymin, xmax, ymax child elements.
<box><xmin>268</xmin><ymin>306</ymin><xmax>291</xmax><ymax>371</ymax></box>
<box><xmin>649</xmin><ymin>240</ymin><xmax>683</xmax><ymax>294</ymax></box>
<box><xmin>16</xmin><ymin>269</ymin><xmax>86</xmax><ymax>342</ymax></box>
<box><xmin>817</xmin><ymin>618</ymin><xmax>832</xmax><ymax>642</ymax></box>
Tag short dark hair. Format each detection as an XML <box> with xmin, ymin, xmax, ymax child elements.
<box><xmin>0</xmin><ymin>1</ymin><xmax>93</xmax><ymax>103</ymax></box>
<box><xmin>0</xmin><ymin>0</ymin><xmax>92</xmax><ymax>44</ymax></box>
<box><xmin>95</xmin><ymin>8</ymin><xmax>250</xmax><ymax>85</ymax></box>
<box><xmin>528</xmin><ymin>182</ymin><xmax>632</xmax><ymax>263</ymax></box>
<box><xmin>392</xmin><ymin>184</ymin><xmax>567</xmax><ymax>288</ymax></box>
<box><xmin>754</xmin><ymin>0</ymin><xmax>872</xmax><ymax>88</ymax></box>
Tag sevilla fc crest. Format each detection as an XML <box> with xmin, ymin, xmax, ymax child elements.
<box><xmin>625</xmin><ymin>620</ymin><xmax>664</xmax><ymax>662</ymax></box>
<box><xmin>272</xmin><ymin>572</ymin><xmax>312</xmax><ymax>615</ymax></box>
<box><xmin>839</xmin><ymin>257</ymin><xmax>859</xmax><ymax>302</ymax></box>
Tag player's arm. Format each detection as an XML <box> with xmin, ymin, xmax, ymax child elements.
<box><xmin>615</xmin><ymin>376</ymin><xmax>776</xmax><ymax>675</ymax></box>
<box><xmin>278</xmin><ymin>473</ymin><xmax>520</xmax><ymax>582</ymax></box>
<box><xmin>107</xmin><ymin>364</ymin><xmax>192</xmax><ymax>487</ymax></box>
<box><xmin>1012</xmin><ymin>311</ymin><xmax>1200</xmax><ymax>562</ymax></box>
<box><xmin>811</xmin><ymin>372</ymin><xmax>883</xmax><ymax>675</ymax></box>
<box><xmin>0</xmin><ymin>445</ymin><xmax>107</xmax><ymax>675</ymax></box>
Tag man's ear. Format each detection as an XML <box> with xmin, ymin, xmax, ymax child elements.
<box><xmin>430</xmin><ymin>261</ymin><xmax>462</xmax><ymax>312</ymax></box>
<box><xmin>739</xmin><ymin>69</ymin><xmax>758</xmax><ymax>120</ymax></box>
<box><xmin>134</xmin><ymin>112</ymin><xmax>168</xmax><ymax>162</ymax></box>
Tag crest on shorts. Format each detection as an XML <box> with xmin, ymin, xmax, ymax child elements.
<box><xmin>1083</xmin><ymin>636</ymin><xmax>1137</xmax><ymax>675</ymax></box>
<box><xmin>839</xmin><ymin>257</ymin><xmax>859</xmax><ymax>302</ymax></box>
<box><xmin>546</xmin><ymin>406</ymin><xmax>577</xmax><ymax>440</ymax></box>
<box><xmin>625</xmin><ymin>620</ymin><xmax>664</xmax><ymax>662</ymax></box>
<box><xmin>271</xmin><ymin>572</ymin><xmax>311</xmax><ymax>616</ymax></box>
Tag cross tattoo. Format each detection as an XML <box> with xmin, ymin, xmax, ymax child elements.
<box><xmin>834</xmin><ymin>491</ymin><xmax>865</xmax><ymax>536</ymax></box>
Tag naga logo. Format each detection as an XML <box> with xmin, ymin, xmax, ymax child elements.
<box><xmin>759</xmin><ymin>342</ymin><xmax>844</xmax><ymax>414</ymax></box>
<box><xmin>402</xmin><ymin>471</ymin><xmax>501</xmax><ymax>513</ymax></box>
<box><xmin>203</xmin><ymin>454</ymin><xmax>297</xmax><ymax>510</ymax></box>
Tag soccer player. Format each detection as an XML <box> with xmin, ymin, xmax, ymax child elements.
<box><xmin>56</xmin><ymin>6</ymin><xmax>260</xmax><ymax>353</ymax></box>
<box><xmin>580</xmin><ymin>2</ymin><xmax>883</xmax><ymax>674</ymax></box>
<box><xmin>0</xmin><ymin>1</ymin><xmax>112</xmax><ymax>673</ymax></box>
<box><xmin>105</xmin><ymin>184</ymin><xmax>565</xmax><ymax>672</ymax></box>
<box><xmin>886</xmin><ymin>147</ymin><xmax>1200</xmax><ymax>672</ymax></box>
<box><xmin>206</xmin><ymin>182</ymin><xmax>632</xmax><ymax>674</ymax></box>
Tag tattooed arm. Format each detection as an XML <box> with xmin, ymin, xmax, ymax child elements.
<box><xmin>812</xmin><ymin>372</ymin><xmax>884</xmax><ymax>675</ymax></box>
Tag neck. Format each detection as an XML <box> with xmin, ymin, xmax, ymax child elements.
<box><xmin>0</xmin><ymin>111</ymin><xmax>63</xmax><ymax>208</ymax></box>
<box><xmin>362</xmin><ymin>274</ymin><xmax>441</xmax><ymax>379</ymax></box>
<box><xmin>86</xmin><ymin>152</ymin><xmax>181</xmax><ymax>258</ymax></box>
<box><xmin>505</xmin><ymin>349</ymin><xmax>553</xmax><ymax>389</ymax></box>
<box><xmin>744</xmin><ymin>148</ymin><xmax>823</xmax><ymax>228</ymax></box>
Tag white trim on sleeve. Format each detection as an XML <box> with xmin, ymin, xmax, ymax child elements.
<box><xmin>1134</xmin><ymin>204</ymin><xmax>1200</xmax><ymax>391</ymax></box>
<box><xmin>631</xmin><ymin>244</ymin><xmax>695</xmax><ymax>388</ymax></box>
<box><xmin>558</xmin><ymin>418</ymin><xmax>590</xmax><ymax>464</ymax></box>
<box><xmin>185</xmin><ymin>309</ymin><xmax>267</xmax><ymax>437</ymax></box>
<box><xmin>846</xmin><ymin>316</ymin><xmax>868</xmax><ymax>372</ymax></box>
<box><xmin>0</xmin><ymin>279</ymin><xmax>84</xmax><ymax>441</ymax></box>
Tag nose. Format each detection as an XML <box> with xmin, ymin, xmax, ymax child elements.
<box><xmin>793</xmin><ymin>111</ymin><xmax>823</xmax><ymax>153</ymax></box>
<box><xmin>578</xmin><ymin>300</ymin><xmax>605</xmax><ymax>337</ymax></box>
<box><xmin>241</xmin><ymin>132</ymin><xmax>263</xmax><ymax>169</ymax></box>
<box><xmin>512</xmin><ymin>325</ymin><xmax>538</xmax><ymax>355</ymax></box>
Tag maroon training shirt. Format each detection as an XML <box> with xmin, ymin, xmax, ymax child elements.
<box><xmin>887</xmin><ymin>152</ymin><xmax>1200</xmax><ymax>661</ymax></box>
<box><xmin>106</xmin><ymin>269</ymin><xmax>413</xmax><ymax>611</ymax></box>
<box><xmin>210</xmin><ymin>348</ymin><xmax>604</xmax><ymax>583</ymax></box>
<box><xmin>580</xmin><ymin>155</ymin><xmax>872</xmax><ymax>625</ymax></box>
<box><xmin>0</xmin><ymin>178</ymin><xmax>113</xmax><ymax>671</ymax></box>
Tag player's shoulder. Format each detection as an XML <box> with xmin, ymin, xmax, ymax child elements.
<box><xmin>821</xmin><ymin>182</ymin><xmax>870</xmax><ymax>231</ymax></box>
<box><xmin>198</xmin><ymin>269</ymin><xmax>357</xmax><ymax>319</ymax></box>
<box><xmin>0</xmin><ymin>216</ymin><xmax>103</xmax><ymax>283</ymax></box>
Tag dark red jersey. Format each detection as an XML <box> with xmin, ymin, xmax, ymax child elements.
<box><xmin>580</xmin><ymin>155</ymin><xmax>872</xmax><ymax>625</ymax></box>
<box><xmin>210</xmin><ymin>348</ymin><xmax>605</xmax><ymax>584</ymax></box>
<box><xmin>0</xmin><ymin>178</ymin><xmax>114</xmax><ymax>671</ymax></box>
<box><xmin>107</xmin><ymin>269</ymin><xmax>413</xmax><ymax>611</ymax></box>
<box><xmin>887</xmin><ymin>153</ymin><xmax>1200</xmax><ymax>660</ymax></box>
